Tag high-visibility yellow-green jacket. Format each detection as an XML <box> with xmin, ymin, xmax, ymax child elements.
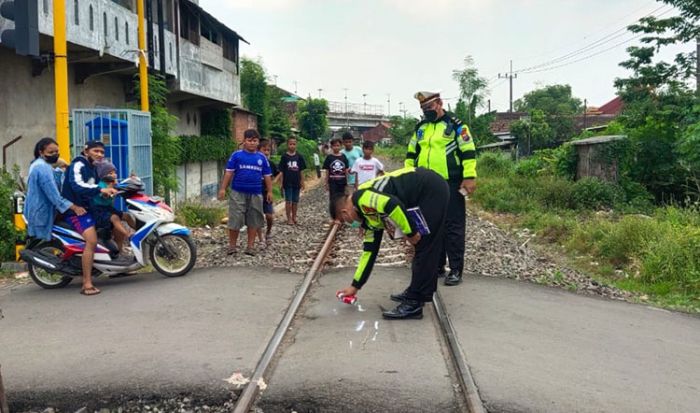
<box><xmin>405</xmin><ymin>113</ymin><xmax>477</xmax><ymax>180</ymax></box>
<box><xmin>350</xmin><ymin>167</ymin><xmax>419</xmax><ymax>289</ymax></box>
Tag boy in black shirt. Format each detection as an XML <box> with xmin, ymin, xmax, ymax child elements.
<box><xmin>322</xmin><ymin>137</ymin><xmax>349</xmax><ymax>222</ymax></box>
<box><xmin>279</xmin><ymin>136</ymin><xmax>306</xmax><ymax>225</ymax></box>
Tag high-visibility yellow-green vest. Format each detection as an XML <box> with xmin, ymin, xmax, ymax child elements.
<box><xmin>405</xmin><ymin>113</ymin><xmax>477</xmax><ymax>180</ymax></box>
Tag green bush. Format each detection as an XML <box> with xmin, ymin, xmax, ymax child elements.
<box><xmin>514</xmin><ymin>157</ymin><xmax>543</xmax><ymax>177</ymax></box>
<box><xmin>175</xmin><ymin>201</ymin><xmax>226</xmax><ymax>227</ymax></box>
<box><xmin>0</xmin><ymin>169</ymin><xmax>18</xmax><ymax>261</ymax></box>
<box><xmin>277</xmin><ymin>136</ymin><xmax>318</xmax><ymax>170</ymax></box>
<box><xmin>571</xmin><ymin>177</ymin><xmax>624</xmax><ymax>210</ymax></box>
<box><xmin>178</xmin><ymin>135</ymin><xmax>236</xmax><ymax>164</ymax></box>
<box><xmin>374</xmin><ymin>145</ymin><xmax>405</xmax><ymax>162</ymax></box>
<box><xmin>533</xmin><ymin>144</ymin><xmax>577</xmax><ymax>179</ymax></box>
<box><xmin>533</xmin><ymin>175</ymin><xmax>575</xmax><ymax>209</ymax></box>
<box><xmin>476</xmin><ymin>152</ymin><xmax>514</xmax><ymax>177</ymax></box>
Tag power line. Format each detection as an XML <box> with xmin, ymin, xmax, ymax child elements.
<box><xmin>513</xmin><ymin>5</ymin><xmax>671</xmax><ymax>75</ymax></box>
<box><xmin>515</xmin><ymin>0</ymin><xmax>660</xmax><ymax>63</ymax></box>
<box><xmin>520</xmin><ymin>33</ymin><xmax>645</xmax><ymax>74</ymax></box>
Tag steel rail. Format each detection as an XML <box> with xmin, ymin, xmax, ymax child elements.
<box><xmin>433</xmin><ymin>290</ymin><xmax>487</xmax><ymax>413</ymax></box>
<box><xmin>232</xmin><ymin>223</ymin><xmax>341</xmax><ymax>413</ymax></box>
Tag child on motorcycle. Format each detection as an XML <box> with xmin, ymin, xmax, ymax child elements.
<box><xmin>93</xmin><ymin>160</ymin><xmax>135</xmax><ymax>253</ymax></box>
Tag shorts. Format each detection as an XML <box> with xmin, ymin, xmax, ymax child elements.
<box><xmin>228</xmin><ymin>190</ymin><xmax>264</xmax><ymax>230</ymax></box>
<box><xmin>65</xmin><ymin>211</ymin><xmax>96</xmax><ymax>234</ymax></box>
<box><xmin>94</xmin><ymin>206</ymin><xmax>123</xmax><ymax>230</ymax></box>
<box><xmin>284</xmin><ymin>186</ymin><xmax>301</xmax><ymax>203</ymax></box>
<box><xmin>263</xmin><ymin>200</ymin><xmax>274</xmax><ymax>215</ymax></box>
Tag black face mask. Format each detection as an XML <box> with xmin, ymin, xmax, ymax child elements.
<box><xmin>44</xmin><ymin>154</ymin><xmax>60</xmax><ymax>164</ymax></box>
<box><xmin>422</xmin><ymin>109</ymin><xmax>438</xmax><ymax>122</ymax></box>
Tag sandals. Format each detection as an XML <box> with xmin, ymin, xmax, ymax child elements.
<box><xmin>244</xmin><ymin>248</ymin><xmax>256</xmax><ymax>256</ymax></box>
<box><xmin>226</xmin><ymin>246</ymin><xmax>238</xmax><ymax>255</ymax></box>
<box><xmin>80</xmin><ymin>286</ymin><xmax>101</xmax><ymax>296</ymax></box>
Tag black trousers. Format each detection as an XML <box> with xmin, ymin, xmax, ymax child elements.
<box><xmin>328</xmin><ymin>185</ymin><xmax>344</xmax><ymax>218</ymax></box>
<box><xmin>438</xmin><ymin>180</ymin><xmax>466</xmax><ymax>274</ymax></box>
<box><xmin>406</xmin><ymin>173</ymin><xmax>449</xmax><ymax>301</ymax></box>
<box><xmin>316</xmin><ymin>166</ymin><xmax>321</xmax><ymax>179</ymax></box>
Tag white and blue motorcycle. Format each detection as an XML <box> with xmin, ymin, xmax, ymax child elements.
<box><xmin>21</xmin><ymin>177</ymin><xmax>197</xmax><ymax>289</ymax></box>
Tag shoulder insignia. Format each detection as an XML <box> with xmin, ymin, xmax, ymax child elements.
<box><xmin>459</xmin><ymin>125</ymin><xmax>472</xmax><ymax>142</ymax></box>
<box><xmin>416</xmin><ymin>129</ymin><xmax>424</xmax><ymax>141</ymax></box>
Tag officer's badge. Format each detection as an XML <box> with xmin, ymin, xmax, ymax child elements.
<box><xmin>416</xmin><ymin>129</ymin><xmax>424</xmax><ymax>141</ymax></box>
<box><xmin>361</xmin><ymin>205</ymin><xmax>377</xmax><ymax>215</ymax></box>
<box><xmin>459</xmin><ymin>126</ymin><xmax>472</xmax><ymax>142</ymax></box>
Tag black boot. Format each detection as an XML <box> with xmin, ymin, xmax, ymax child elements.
<box><xmin>437</xmin><ymin>267</ymin><xmax>447</xmax><ymax>278</ymax></box>
<box><xmin>390</xmin><ymin>289</ymin><xmax>433</xmax><ymax>303</ymax></box>
<box><xmin>444</xmin><ymin>269</ymin><xmax>463</xmax><ymax>286</ymax></box>
<box><xmin>382</xmin><ymin>299</ymin><xmax>423</xmax><ymax>320</ymax></box>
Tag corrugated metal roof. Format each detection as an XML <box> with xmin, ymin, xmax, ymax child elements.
<box><xmin>571</xmin><ymin>135</ymin><xmax>626</xmax><ymax>146</ymax></box>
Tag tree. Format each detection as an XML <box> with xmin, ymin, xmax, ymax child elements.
<box><xmin>266</xmin><ymin>85</ymin><xmax>291</xmax><ymax>139</ymax></box>
<box><xmin>240</xmin><ymin>58</ymin><xmax>268</xmax><ymax>136</ymax></box>
<box><xmin>452</xmin><ymin>56</ymin><xmax>489</xmax><ymax>124</ymax></box>
<box><xmin>388</xmin><ymin>115</ymin><xmax>419</xmax><ymax>147</ymax></box>
<box><xmin>510</xmin><ymin>109</ymin><xmax>554</xmax><ymax>155</ymax></box>
<box><xmin>297</xmin><ymin>98</ymin><xmax>329</xmax><ymax>141</ymax></box>
<box><xmin>453</xmin><ymin>100</ymin><xmax>497</xmax><ymax>146</ymax></box>
<box><xmin>514</xmin><ymin>84</ymin><xmax>582</xmax><ymax>142</ymax></box>
<box><xmin>612</xmin><ymin>0</ymin><xmax>700</xmax><ymax>202</ymax></box>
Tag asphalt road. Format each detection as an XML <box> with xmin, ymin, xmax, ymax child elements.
<box><xmin>441</xmin><ymin>275</ymin><xmax>700</xmax><ymax>413</ymax></box>
<box><xmin>3</xmin><ymin>267</ymin><xmax>700</xmax><ymax>413</ymax></box>
<box><xmin>0</xmin><ymin>267</ymin><xmax>303</xmax><ymax>411</ymax></box>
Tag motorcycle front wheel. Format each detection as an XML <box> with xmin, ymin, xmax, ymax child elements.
<box><xmin>149</xmin><ymin>234</ymin><xmax>197</xmax><ymax>277</ymax></box>
<box><xmin>27</xmin><ymin>241</ymin><xmax>73</xmax><ymax>289</ymax></box>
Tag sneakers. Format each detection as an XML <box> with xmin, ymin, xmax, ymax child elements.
<box><xmin>382</xmin><ymin>300</ymin><xmax>424</xmax><ymax>320</ymax></box>
<box><xmin>444</xmin><ymin>270</ymin><xmax>463</xmax><ymax>286</ymax></box>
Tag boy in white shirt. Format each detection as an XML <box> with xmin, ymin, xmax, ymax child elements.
<box><xmin>352</xmin><ymin>141</ymin><xmax>385</xmax><ymax>188</ymax></box>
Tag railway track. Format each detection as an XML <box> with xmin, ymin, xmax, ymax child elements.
<box><xmin>232</xmin><ymin>220</ymin><xmax>486</xmax><ymax>413</ymax></box>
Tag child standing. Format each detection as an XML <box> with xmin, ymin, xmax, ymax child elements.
<box><xmin>341</xmin><ymin>131</ymin><xmax>363</xmax><ymax>194</ymax></box>
<box><xmin>218</xmin><ymin>129</ymin><xmax>272</xmax><ymax>256</ymax></box>
<box><xmin>258</xmin><ymin>139</ymin><xmax>280</xmax><ymax>244</ymax></box>
<box><xmin>322</xmin><ymin>137</ymin><xmax>349</xmax><ymax>221</ymax></box>
<box><xmin>278</xmin><ymin>136</ymin><xmax>307</xmax><ymax>225</ymax></box>
<box><xmin>351</xmin><ymin>141</ymin><xmax>385</xmax><ymax>188</ymax></box>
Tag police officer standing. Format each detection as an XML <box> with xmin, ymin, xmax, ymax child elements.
<box><xmin>405</xmin><ymin>91</ymin><xmax>477</xmax><ymax>286</ymax></box>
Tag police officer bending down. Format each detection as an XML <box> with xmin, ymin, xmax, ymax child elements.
<box><xmin>335</xmin><ymin>167</ymin><xmax>449</xmax><ymax>320</ymax></box>
<box><xmin>405</xmin><ymin>90</ymin><xmax>477</xmax><ymax>286</ymax></box>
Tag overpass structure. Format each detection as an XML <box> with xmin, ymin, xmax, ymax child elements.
<box><xmin>327</xmin><ymin>101</ymin><xmax>390</xmax><ymax>131</ymax></box>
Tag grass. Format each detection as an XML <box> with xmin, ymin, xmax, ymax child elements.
<box><xmin>472</xmin><ymin>153</ymin><xmax>700</xmax><ymax>313</ymax></box>
<box><xmin>175</xmin><ymin>201</ymin><xmax>227</xmax><ymax>227</ymax></box>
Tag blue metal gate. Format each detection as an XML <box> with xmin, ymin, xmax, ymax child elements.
<box><xmin>71</xmin><ymin>109</ymin><xmax>153</xmax><ymax>198</ymax></box>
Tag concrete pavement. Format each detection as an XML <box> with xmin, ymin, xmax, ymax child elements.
<box><xmin>259</xmin><ymin>268</ymin><xmax>459</xmax><ymax>413</ymax></box>
<box><xmin>0</xmin><ymin>267</ymin><xmax>303</xmax><ymax>411</ymax></box>
<box><xmin>441</xmin><ymin>275</ymin><xmax>700</xmax><ymax>413</ymax></box>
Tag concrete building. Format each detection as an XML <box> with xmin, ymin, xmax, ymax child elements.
<box><xmin>0</xmin><ymin>0</ymin><xmax>246</xmax><ymax>197</ymax></box>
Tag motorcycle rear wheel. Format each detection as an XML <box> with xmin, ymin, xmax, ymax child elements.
<box><xmin>27</xmin><ymin>241</ymin><xmax>74</xmax><ymax>289</ymax></box>
<box><xmin>150</xmin><ymin>234</ymin><xmax>197</xmax><ymax>277</ymax></box>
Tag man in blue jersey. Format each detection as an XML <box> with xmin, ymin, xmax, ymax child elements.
<box><xmin>218</xmin><ymin>129</ymin><xmax>273</xmax><ymax>256</ymax></box>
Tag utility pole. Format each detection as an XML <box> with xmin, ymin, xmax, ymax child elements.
<box><xmin>488</xmin><ymin>99</ymin><xmax>491</xmax><ymax>113</ymax></box>
<box><xmin>387</xmin><ymin>93</ymin><xmax>391</xmax><ymax>117</ymax></box>
<box><xmin>137</xmin><ymin>0</ymin><xmax>149</xmax><ymax>112</ymax></box>
<box><xmin>362</xmin><ymin>93</ymin><xmax>367</xmax><ymax>114</ymax></box>
<box><xmin>696</xmin><ymin>37</ymin><xmax>699</xmax><ymax>96</ymax></box>
<box><xmin>293</xmin><ymin>80</ymin><xmax>298</xmax><ymax>94</ymax></box>
<box><xmin>583</xmin><ymin>98</ymin><xmax>587</xmax><ymax>131</ymax></box>
<box><xmin>499</xmin><ymin>60</ymin><xmax>517</xmax><ymax>112</ymax></box>
<box><xmin>343</xmin><ymin>88</ymin><xmax>349</xmax><ymax>127</ymax></box>
<box><xmin>318</xmin><ymin>88</ymin><xmax>323</xmax><ymax>98</ymax></box>
<box><xmin>53</xmin><ymin>0</ymin><xmax>70</xmax><ymax>155</ymax></box>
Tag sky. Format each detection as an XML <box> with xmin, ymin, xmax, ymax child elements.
<box><xmin>200</xmin><ymin>0</ymin><xmax>690</xmax><ymax>118</ymax></box>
